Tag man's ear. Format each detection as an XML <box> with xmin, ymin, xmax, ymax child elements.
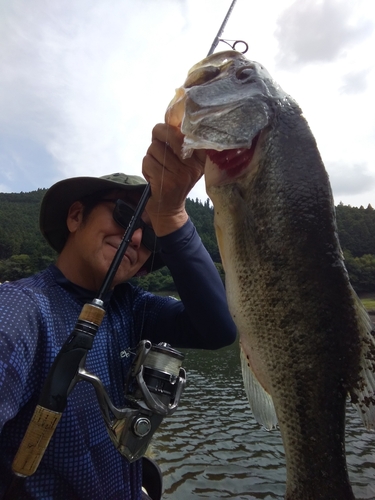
<box><xmin>66</xmin><ymin>201</ymin><xmax>84</xmax><ymax>233</ymax></box>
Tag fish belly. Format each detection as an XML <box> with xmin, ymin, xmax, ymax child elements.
<box><xmin>207</xmin><ymin>174</ymin><xmax>360</xmax><ymax>499</ymax></box>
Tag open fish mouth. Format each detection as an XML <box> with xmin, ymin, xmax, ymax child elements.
<box><xmin>166</xmin><ymin>50</ymin><xmax>274</xmax><ymax>160</ymax></box>
<box><xmin>206</xmin><ymin>132</ymin><xmax>261</xmax><ymax>177</ymax></box>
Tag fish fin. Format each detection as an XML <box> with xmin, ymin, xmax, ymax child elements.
<box><xmin>350</xmin><ymin>291</ymin><xmax>375</xmax><ymax>430</ymax></box>
<box><xmin>240</xmin><ymin>344</ymin><xmax>278</xmax><ymax>430</ymax></box>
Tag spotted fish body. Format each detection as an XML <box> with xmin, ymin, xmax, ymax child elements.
<box><xmin>166</xmin><ymin>51</ymin><xmax>375</xmax><ymax>499</ymax></box>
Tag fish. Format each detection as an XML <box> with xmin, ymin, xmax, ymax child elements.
<box><xmin>166</xmin><ymin>51</ymin><xmax>375</xmax><ymax>499</ymax></box>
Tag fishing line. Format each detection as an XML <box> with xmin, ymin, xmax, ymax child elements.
<box><xmin>136</xmin><ymin>125</ymin><xmax>171</xmax><ymax>339</ymax></box>
<box><xmin>145</xmin><ymin>349</ymin><xmax>182</xmax><ymax>377</ymax></box>
<box><xmin>138</xmin><ymin>0</ymin><xmax>244</xmax><ymax>327</ymax></box>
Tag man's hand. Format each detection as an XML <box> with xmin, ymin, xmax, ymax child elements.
<box><xmin>142</xmin><ymin>123</ymin><xmax>206</xmax><ymax>236</ymax></box>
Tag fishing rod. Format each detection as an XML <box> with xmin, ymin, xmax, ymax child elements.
<box><xmin>3</xmin><ymin>1</ymin><xmax>242</xmax><ymax>498</ymax></box>
<box><xmin>3</xmin><ymin>183</ymin><xmax>159</xmax><ymax>499</ymax></box>
<box><xmin>207</xmin><ymin>0</ymin><xmax>248</xmax><ymax>56</ymax></box>
<box><xmin>207</xmin><ymin>0</ymin><xmax>238</xmax><ymax>56</ymax></box>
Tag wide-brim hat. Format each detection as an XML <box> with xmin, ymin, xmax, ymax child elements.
<box><xmin>39</xmin><ymin>173</ymin><xmax>164</xmax><ymax>275</ymax></box>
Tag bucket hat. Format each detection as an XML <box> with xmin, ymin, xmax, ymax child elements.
<box><xmin>39</xmin><ymin>173</ymin><xmax>164</xmax><ymax>275</ymax></box>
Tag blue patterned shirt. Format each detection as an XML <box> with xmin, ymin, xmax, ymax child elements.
<box><xmin>0</xmin><ymin>219</ymin><xmax>236</xmax><ymax>499</ymax></box>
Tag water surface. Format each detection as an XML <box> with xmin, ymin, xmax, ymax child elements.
<box><xmin>152</xmin><ymin>343</ymin><xmax>375</xmax><ymax>499</ymax></box>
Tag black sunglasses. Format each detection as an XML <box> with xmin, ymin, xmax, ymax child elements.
<box><xmin>102</xmin><ymin>199</ymin><xmax>160</xmax><ymax>253</ymax></box>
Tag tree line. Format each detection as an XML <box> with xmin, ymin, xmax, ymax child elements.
<box><xmin>0</xmin><ymin>190</ymin><xmax>374</xmax><ymax>294</ymax></box>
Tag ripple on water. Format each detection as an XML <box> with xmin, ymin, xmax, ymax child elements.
<box><xmin>151</xmin><ymin>345</ymin><xmax>375</xmax><ymax>499</ymax></box>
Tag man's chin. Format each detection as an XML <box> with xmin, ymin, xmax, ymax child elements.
<box><xmin>112</xmin><ymin>261</ymin><xmax>142</xmax><ymax>286</ymax></box>
<box><xmin>103</xmin><ymin>249</ymin><xmax>148</xmax><ymax>286</ymax></box>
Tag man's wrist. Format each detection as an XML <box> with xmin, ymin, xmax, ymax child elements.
<box><xmin>151</xmin><ymin>210</ymin><xmax>189</xmax><ymax>237</ymax></box>
<box><xmin>158</xmin><ymin>217</ymin><xmax>195</xmax><ymax>255</ymax></box>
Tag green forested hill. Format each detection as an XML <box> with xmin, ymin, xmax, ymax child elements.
<box><xmin>335</xmin><ymin>203</ymin><xmax>375</xmax><ymax>293</ymax></box>
<box><xmin>0</xmin><ymin>189</ymin><xmax>374</xmax><ymax>292</ymax></box>
<box><xmin>0</xmin><ymin>190</ymin><xmax>56</xmax><ymax>280</ymax></box>
<box><xmin>335</xmin><ymin>203</ymin><xmax>375</xmax><ymax>257</ymax></box>
<box><xmin>0</xmin><ymin>189</ymin><xmax>52</xmax><ymax>259</ymax></box>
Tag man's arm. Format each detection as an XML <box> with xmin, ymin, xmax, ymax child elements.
<box><xmin>148</xmin><ymin>218</ymin><xmax>237</xmax><ymax>349</ymax></box>
<box><xmin>0</xmin><ymin>286</ymin><xmax>41</xmax><ymax>431</ymax></box>
<box><xmin>140</xmin><ymin>122</ymin><xmax>236</xmax><ymax>349</ymax></box>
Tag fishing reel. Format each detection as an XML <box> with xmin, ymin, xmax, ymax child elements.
<box><xmin>78</xmin><ymin>340</ymin><xmax>186</xmax><ymax>462</ymax></box>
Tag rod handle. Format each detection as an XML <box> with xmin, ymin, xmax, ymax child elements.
<box><xmin>12</xmin><ymin>405</ymin><xmax>62</xmax><ymax>477</ymax></box>
<box><xmin>11</xmin><ymin>300</ymin><xmax>106</xmax><ymax>478</ymax></box>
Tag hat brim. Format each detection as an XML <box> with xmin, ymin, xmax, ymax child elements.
<box><xmin>40</xmin><ymin>176</ymin><xmax>147</xmax><ymax>253</ymax></box>
<box><xmin>40</xmin><ymin>175</ymin><xmax>165</xmax><ymax>276</ymax></box>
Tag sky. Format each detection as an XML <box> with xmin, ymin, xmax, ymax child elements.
<box><xmin>0</xmin><ymin>0</ymin><xmax>374</xmax><ymax>208</ymax></box>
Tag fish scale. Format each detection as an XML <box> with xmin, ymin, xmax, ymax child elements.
<box><xmin>166</xmin><ymin>50</ymin><xmax>375</xmax><ymax>499</ymax></box>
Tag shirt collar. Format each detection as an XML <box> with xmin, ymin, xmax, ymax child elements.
<box><xmin>48</xmin><ymin>264</ymin><xmax>113</xmax><ymax>306</ymax></box>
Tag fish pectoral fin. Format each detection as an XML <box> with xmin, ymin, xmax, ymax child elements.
<box><xmin>351</xmin><ymin>291</ymin><xmax>375</xmax><ymax>430</ymax></box>
<box><xmin>240</xmin><ymin>344</ymin><xmax>278</xmax><ymax>431</ymax></box>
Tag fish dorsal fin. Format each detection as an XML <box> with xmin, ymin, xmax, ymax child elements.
<box><xmin>350</xmin><ymin>291</ymin><xmax>375</xmax><ymax>430</ymax></box>
<box><xmin>240</xmin><ymin>344</ymin><xmax>278</xmax><ymax>430</ymax></box>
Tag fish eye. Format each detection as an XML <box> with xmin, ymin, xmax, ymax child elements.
<box><xmin>236</xmin><ymin>67</ymin><xmax>256</xmax><ymax>82</ymax></box>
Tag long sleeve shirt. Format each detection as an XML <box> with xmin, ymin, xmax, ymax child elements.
<box><xmin>0</xmin><ymin>219</ymin><xmax>236</xmax><ymax>499</ymax></box>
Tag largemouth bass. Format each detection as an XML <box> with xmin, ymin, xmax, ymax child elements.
<box><xmin>166</xmin><ymin>51</ymin><xmax>375</xmax><ymax>499</ymax></box>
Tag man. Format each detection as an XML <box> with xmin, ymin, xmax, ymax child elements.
<box><xmin>0</xmin><ymin>124</ymin><xmax>236</xmax><ymax>499</ymax></box>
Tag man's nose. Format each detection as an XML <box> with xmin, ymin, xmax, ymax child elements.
<box><xmin>130</xmin><ymin>227</ymin><xmax>143</xmax><ymax>248</ymax></box>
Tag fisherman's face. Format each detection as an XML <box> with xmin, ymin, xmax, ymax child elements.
<box><xmin>62</xmin><ymin>191</ymin><xmax>152</xmax><ymax>290</ymax></box>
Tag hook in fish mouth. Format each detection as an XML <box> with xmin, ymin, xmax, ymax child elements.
<box><xmin>206</xmin><ymin>132</ymin><xmax>260</xmax><ymax>177</ymax></box>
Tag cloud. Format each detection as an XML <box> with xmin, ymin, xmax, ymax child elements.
<box><xmin>327</xmin><ymin>161</ymin><xmax>375</xmax><ymax>196</ymax></box>
<box><xmin>0</xmin><ymin>132</ymin><xmax>58</xmax><ymax>191</ymax></box>
<box><xmin>0</xmin><ymin>0</ymin><xmax>373</xmax><ymax>209</ymax></box>
<box><xmin>275</xmin><ymin>0</ymin><xmax>374</xmax><ymax>68</ymax></box>
<box><xmin>340</xmin><ymin>68</ymin><xmax>370</xmax><ymax>94</ymax></box>
<box><xmin>0</xmin><ymin>0</ymin><xmax>191</xmax><ymax>192</ymax></box>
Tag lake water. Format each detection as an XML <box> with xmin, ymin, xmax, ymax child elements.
<box><xmin>151</xmin><ymin>342</ymin><xmax>375</xmax><ymax>500</ymax></box>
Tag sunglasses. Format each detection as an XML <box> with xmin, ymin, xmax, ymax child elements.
<box><xmin>102</xmin><ymin>199</ymin><xmax>160</xmax><ymax>252</ymax></box>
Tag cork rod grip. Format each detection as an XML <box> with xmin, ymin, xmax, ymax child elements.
<box><xmin>79</xmin><ymin>302</ymin><xmax>106</xmax><ymax>325</ymax></box>
<box><xmin>12</xmin><ymin>405</ymin><xmax>62</xmax><ymax>477</ymax></box>
<box><xmin>11</xmin><ymin>301</ymin><xmax>105</xmax><ymax>478</ymax></box>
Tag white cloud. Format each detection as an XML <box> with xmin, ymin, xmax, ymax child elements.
<box><xmin>340</xmin><ymin>68</ymin><xmax>370</xmax><ymax>94</ymax></box>
<box><xmin>275</xmin><ymin>0</ymin><xmax>374</xmax><ymax>67</ymax></box>
<box><xmin>328</xmin><ymin>161</ymin><xmax>375</xmax><ymax>195</ymax></box>
<box><xmin>0</xmin><ymin>0</ymin><xmax>374</xmax><ymax>208</ymax></box>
